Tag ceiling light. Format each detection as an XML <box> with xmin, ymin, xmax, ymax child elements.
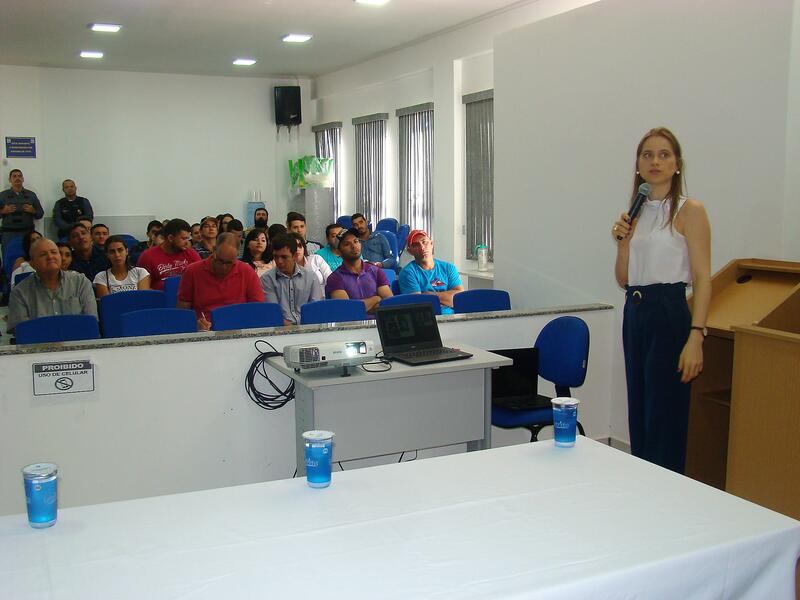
<box><xmin>89</xmin><ymin>23</ymin><xmax>121</xmax><ymax>33</ymax></box>
<box><xmin>282</xmin><ymin>33</ymin><xmax>312</xmax><ymax>43</ymax></box>
<box><xmin>233</xmin><ymin>58</ymin><xmax>257</xmax><ymax>66</ymax></box>
<box><xmin>80</xmin><ymin>51</ymin><xmax>104</xmax><ymax>59</ymax></box>
<box><xmin>355</xmin><ymin>0</ymin><xmax>390</xmax><ymax>5</ymax></box>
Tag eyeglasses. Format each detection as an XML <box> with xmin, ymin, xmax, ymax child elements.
<box><xmin>212</xmin><ymin>257</ymin><xmax>236</xmax><ymax>267</ymax></box>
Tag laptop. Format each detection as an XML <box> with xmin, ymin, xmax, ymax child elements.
<box><xmin>375</xmin><ymin>303</ymin><xmax>473</xmax><ymax>365</ymax></box>
<box><xmin>490</xmin><ymin>348</ymin><xmax>551</xmax><ymax>411</ymax></box>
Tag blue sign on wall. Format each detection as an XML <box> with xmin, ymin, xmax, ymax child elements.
<box><xmin>5</xmin><ymin>137</ymin><xmax>37</xmax><ymax>158</ymax></box>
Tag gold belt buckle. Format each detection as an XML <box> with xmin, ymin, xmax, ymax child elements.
<box><xmin>632</xmin><ymin>290</ymin><xmax>643</xmax><ymax>303</ymax></box>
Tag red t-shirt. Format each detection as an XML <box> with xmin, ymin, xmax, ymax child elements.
<box><xmin>177</xmin><ymin>258</ymin><xmax>265</xmax><ymax>318</ymax></box>
<box><xmin>137</xmin><ymin>245</ymin><xmax>201</xmax><ymax>290</ymax></box>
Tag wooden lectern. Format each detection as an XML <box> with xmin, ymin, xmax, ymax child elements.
<box><xmin>686</xmin><ymin>259</ymin><xmax>800</xmax><ymax>519</ymax></box>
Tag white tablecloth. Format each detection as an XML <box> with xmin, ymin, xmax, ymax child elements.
<box><xmin>2</xmin><ymin>438</ymin><xmax>798</xmax><ymax>599</ymax></box>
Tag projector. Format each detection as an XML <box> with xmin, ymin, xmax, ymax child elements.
<box><xmin>283</xmin><ymin>340</ymin><xmax>376</xmax><ymax>374</ymax></box>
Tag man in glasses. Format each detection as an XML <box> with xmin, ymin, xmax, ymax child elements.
<box><xmin>177</xmin><ymin>233</ymin><xmax>264</xmax><ymax>330</ymax></box>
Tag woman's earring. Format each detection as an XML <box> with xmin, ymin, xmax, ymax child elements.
<box><xmin>636</xmin><ymin>171</ymin><xmax>640</xmax><ymax>174</ymax></box>
<box><xmin>676</xmin><ymin>170</ymin><xmax>680</xmax><ymax>175</ymax></box>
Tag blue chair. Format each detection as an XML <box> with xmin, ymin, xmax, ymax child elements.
<box><xmin>397</xmin><ymin>224</ymin><xmax>411</xmax><ymax>254</ymax></box>
<box><xmin>14</xmin><ymin>271</ymin><xmax>34</xmax><ymax>286</ymax></box>
<box><xmin>15</xmin><ymin>314</ymin><xmax>100</xmax><ymax>345</ymax></box>
<box><xmin>120</xmin><ymin>308</ymin><xmax>197</xmax><ymax>337</ymax></box>
<box><xmin>300</xmin><ymin>299</ymin><xmax>368</xmax><ymax>325</ymax></box>
<box><xmin>375</xmin><ymin>230</ymin><xmax>398</xmax><ymax>266</ymax></box>
<box><xmin>379</xmin><ymin>293</ymin><xmax>442</xmax><ymax>315</ymax></box>
<box><xmin>3</xmin><ymin>236</ymin><xmax>24</xmax><ymax>284</ymax></box>
<box><xmin>376</xmin><ymin>218</ymin><xmax>398</xmax><ymax>234</ymax></box>
<box><xmin>453</xmin><ymin>289</ymin><xmax>511</xmax><ymax>314</ymax></box>
<box><xmin>163</xmin><ymin>276</ymin><xmax>181</xmax><ymax>308</ymax></box>
<box><xmin>381</xmin><ymin>268</ymin><xmax>397</xmax><ymax>286</ymax></box>
<box><xmin>100</xmin><ymin>289</ymin><xmax>165</xmax><ymax>339</ymax></box>
<box><xmin>391</xmin><ymin>280</ymin><xmax>401</xmax><ymax>295</ymax></box>
<box><xmin>336</xmin><ymin>215</ymin><xmax>353</xmax><ymax>229</ymax></box>
<box><xmin>211</xmin><ymin>302</ymin><xmax>283</xmax><ymax>331</ymax></box>
<box><xmin>491</xmin><ymin>316</ymin><xmax>589</xmax><ymax>441</ymax></box>
<box><xmin>117</xmin><ymin>234</ymin><xmax>140</xmax><ymax>250</ymax></box>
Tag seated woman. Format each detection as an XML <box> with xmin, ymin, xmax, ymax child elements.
<box><xmin>10</xmin><ymin>230</ymin><xmax>42</xmax><ymax>288</ymax></box>
<box><xmin>241</xmin><ymin>228</ymin><xmax>274</xmax><ymax>278</ymax></box>
<box><xmin>56</xmin><ymin>242</ymin><xmax>73</xmax><ymax>271</ymax></box>
<box><xmin>93</xmin><ymin>235</ymin><xmax>151</xmax><ymax>297</ymax></box>
<box><xmin>289</xmin><ymin>232</ymin><xmax>332</xmax><ymax>285</ymax></box>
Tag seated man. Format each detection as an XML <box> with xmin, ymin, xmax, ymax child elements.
<box><xmin>316</xmin><ymin>223</ymin><xmax>344</xmax><ymax>272</ymax></box>
<box><xmin>325</xmin><ymin>228</ymin><xmax>392</xmax><ymax>315</ymax></box>
<box><xmin>53</xmin><ymin>179</ymin><xmax>93</xmax><ymax>240</ymax></box>
<box><xmin>398</xmin><ymin>229</ymin><xmax>463</xmax><ymax>314</ymax></box>
<box><xmin>193</xmin><ymin>216</ymin><xmax>217</xmax><ymax>259</ymax></box>
<box><xmin>260</xmin><ymin>234</ymin><xmax>323</xmax><ymax>325</ymax></box>
<box><xmin>8</xmin><ymin>238</ymin><xmax>97</xmax><ymax>332</ymax></box>
<box><xmin>137</xmin><ymin>218</ymin><xmax>201</xmax><ymax>289</ymax></box>
<box><xmin>91</xmin><ymin>223</ymin><xmax>110</xmax><ymax>249</ymax></box>
<box><xmin>351</xmin><ymin>212</ymin><xmax>396</xmax><ymax>269</ymax></box>
<box><xmin>133</xmin><ymin>220</ymin><xmax>163</xmax><ymax>254</ymax></box>
<box><xmin>177</xmin><ymin>233</ymin><xmax>264</xmax><ymax>330</ymax></box>
<box><xmin>69</xmin><ymin>223</ymin><xmax>109</xmax><ymax>281</ymax></box>
<box><xmin>287</xmin><ymin>211</ymin><xmax>322</xmax><ymax>254</ymax></box>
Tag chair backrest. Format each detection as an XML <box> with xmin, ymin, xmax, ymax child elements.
<box><xmin>100</xmin><ymin>289</ymin><xmax>165</xmax><ymax>339</ymax></box>
<box><xmin>375</xmin><ymin>230</ymin><xmax>398</xmax><ymax>260</ymax></box>
<box><xmin>119</xmin><ymin>308</ymin><xmax>197</xmax><ymax>338</ymax></box>
<box><xmin>379</xmin><ymin>293</ymin><xmax>442</xmax><ymax>315</ymax></box>
<box><xmin>300</xmin><ymin>299</ymin><xmax>368</xmax><ymax>325</ymax></box>
<box><xmin>3</xmin><ymin>237</ymin><xmax>25</xmax><ymax>280</ymax></box>
<box><xmin>381</xmin><ymin>268</ymin><xmax>397</xmax><ymax>285</ymax></box>
<box><xmin>15</xmin><ymin>314</ymin><xmax>100</xmax><ymax>345</ymax></box>
<box><xmin>211</xmin><ymin>302</ymin><xmax>283</xmax><ymax>331</ymax></box>
<box><xmin>535</xmin><ymin>316</ymin><xmax>590</xmax><ymax>389</ymax></box>
<box><xmin>163</xmin><ymin>275</ymin><xmax>181</xmax><ymax>308</ymax></box>
<box><xmin>391</xmin><ymin>279</ymin><xmax>401</xmax><ymax>295</ymax></box>
<box><xmin>117</xmin><ymin>234</ymin><xmax>140</xmax><ymax>250</ymax></box>
<box><xmin>397</xmin><ymin>224</ymin><xmax>411</xmax><ymax>253</ymax></box>
<box><xmin>376</xmin><ymin>218</ymin><xmax>399</xmax><ymax>234</ymax></box>
<box><xmin>336</xmin><ymin>215</ymin><xmax>353</xmax><ymax>229</ymax></box>
<box><xmin>452</xmin><ymin>289</ymin><xmax>511</xmax><ymax>314</ymax></box>
<box><xmin>14</xmin><ymin>271</ymin><xmax>34</xmax><ymax>286</ymax></box>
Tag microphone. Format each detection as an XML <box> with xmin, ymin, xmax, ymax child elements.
<box><xmin>616</xmin><ymin>182</ymin><xmax>651</xmax><ymax>240</ymax></box>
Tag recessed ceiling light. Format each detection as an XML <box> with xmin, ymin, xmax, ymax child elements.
<box><xmin>355</xmin><ymin>0</ymin><xmax>390</xmax><ymax>5</ymax></box>
<box><xmin>233</xmin><ymin>58</ymin><xmax>257</xmax><ymax>66</ymax></box>
<box><xmin>282</xmin><ymin>33</ymin><xmax>312</xmax><ymax>43</ymax></box>
<box><xmin>80</xmin><ymin>51</ymin><xmax>104</xmax><ymax>59</ymax></box>
<box><xmin>89</xmin><ymin>23</ymin><xmax>121</xmax><ymax>33</ymax></box>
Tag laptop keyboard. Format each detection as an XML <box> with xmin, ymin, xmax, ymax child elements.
<box><xmin>402</xmin><ymin>348</ymin><xmax>458</xmax><ymax>359</ymax></box>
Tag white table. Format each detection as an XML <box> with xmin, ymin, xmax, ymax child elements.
<box><xmin>267</xmin><ymin>343</ymin><xmax>511</xmax><ymax>475</ymax></box>
<box><xmin>2</xmin><ymin>438</ymin><xmax>798</xmax><ymax>599</ymax></box>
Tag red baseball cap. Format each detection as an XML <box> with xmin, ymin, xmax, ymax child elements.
<box><xmin>406</xmin><ymin>229</ymin><xmax>429</xmax><ymax>246</ymax></box>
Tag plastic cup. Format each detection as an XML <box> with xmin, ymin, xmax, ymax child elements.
<box><xmin>552</xmin><ymin>398</ymin><xmax>581</xmax><ymax>447</ymax></box>
<box><xmin>22</xmin><ymin>463</ymin><xmax>58</xmax><ymax>528</ymax></box>
<box><xmin>303</xmin><ymin>431</ymin><xmax>335</xmax><ymax>488</ymax></box>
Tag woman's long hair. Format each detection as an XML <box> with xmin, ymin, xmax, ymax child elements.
<box><xmin>241</xmin><ymin>228</ymin><xmax>270</xmax><ymax>268</ymax></box>
<box><xmin>22</xmin><ymin>230</ymin><xmax>42</xmax><ymax>260</ymax></box>
<box><xmin>632</xmin><ymin>127</ymin><xmax>685</xmax><ymax>227</ymax></box>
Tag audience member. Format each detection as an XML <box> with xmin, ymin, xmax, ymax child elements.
<box><xmin>177</xmin><ymin>233</ymin><xmax>264</xmax><ymax>330</ymax></box>
<box><xmin>193</xmin><ymin>216</ymin><xmax>217</xmax><ymax>259</ymax></box>
<box><xmin>289</xmin><ymin>232</ymin><xmax>331</xmax><ymax>285</ymax></box>
<box><xmin>137</xmin><ymin>218</ymin><xmax>200</xmax><ymax>290</ymax></box>
<box><xmin>398</xmin><ymin>229</ymin><xmax>464</xmax><ymax>314</ymax></box>
<box><xmin>267</xmin><ymin>223</ymin><xmax>287</xmax><ymax>241</ymax></box>
<box><xmin>132</xmin><ymin>220</ymin><xmax>163</xmax><ymax>263</ymax></box>
<box><xmin>287</xmin><ymin>211</ymin><xmax>323</xmax><ymax>254</ymax></box>
<box><xmin>217</xmin><ymin>213</ymin><xmax>234</xmax><ymax>232</ymax></box>
<box><xmin>325</xmin><ymin>228</ymin><xmax>392</xmax><ymax>315</ymax></box>
<box><xmin>94</xmin><ymin>235</ymin><xmax>151</xmax><ymax>297</ymax></box>
<box><xmin>69</xmin><ymin>223</ymin><xmax>110</xmax><ymax>281</ymax></box>
<box><xmin>77</xmin><ymin>216</ymin><xmax>94</xmax><ymax>231</ymax></box>
<box><xmin>253</xmin><ymin>207</ymin><xmax>269</xmax><ymax>229</ymax></box>
<box><xmin>10</xmin><ymin>230</ymin><xmax>42</xmax><ymax>287</ymax></box>
<box><xmin>0</xmin><ymin>169</ymin><xmax>44</xmax><ymax>257</ymax></box>
<box><xmin>56</xmin><ymin>242</ymin><xmax>72</xmax><ymax>271</ymax></box>
<box><xmin>351</xmin><ymin>212</ymin><xmax>395</xmax><ymax>269</ymax></box>
<box><xmin>52</xmin><ymin>179</ymin><xmax>94</xmax><ymax>239</ymax></box>
<box><xmin>91</xmin><ymin>223</ymin><xmax>110</xmax><ymax>249</ymax></box>
<box><xmin>227</xmin><ymin>219</ymin><xmax>244</xmax><ymax>246</ymax></box>
<box><xmin>316</xmin><ymin>223</ymin><xmax>345</xmax><ymax>272</ymax></box>
<box><xmin>191</xmin><ymin>223</ymin><xmax>202</xmax><ymax>245</ymax></box>
<box><xmin>241</xmin><ymin>228</ymin><xmax>274</xmax><ymax>278</ymax></box>
<box><xmin>7</xmin><ymin>238</ymin><xmax>97</xmax><ymax>332</ymax></box>
<box><xmin>261</xmin><ymin>234</ymin><xmax>323</xmax><ymax>325</ymax></box>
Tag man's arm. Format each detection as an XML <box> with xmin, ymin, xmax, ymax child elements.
<box><xmin>330</xmin><ymin>289</ymin><xmax>350</xmax><ymax>300</ymax></box>
<box><xmin>52</xmin><ymin>200</ymin><xmax>69</xmax><ymax>233</ymax></box>
<box><xmin>77</xmin><ymin>277</ymin><xmax>99</xmax><ymax>319</ymax></box>
<box><xmin>7</xmin><ymin>287</ymin><xmax>30</xmax><ymax>332</ymax></box>
<box><xmin>309</xmin><ymin>276</ymin><xmax>324</xmax><ymax>302</ymax></box>
<box><xmin>83</xmin><ymin>198</ymin><xmax>94</xmax><ymax>221</ymax></box>
<box><xmin>433</xmin><ymin>285</ymin><xmax>463</xmax><ymax>308</ymax></box>
<box><xmin>245</xmin><ymin>269</ymin><xmax>265</xmax><ymax>303</ymax></box>
<box><xmin>378</xmin><ymin>235</ymin><xmax>396</xmax><ymax>269</ymax></box>
<box><xmin>362</xmin><ymin>296</ymin><xmax>382</xmax><ymax>314</ymax></box>
<box><xmin>261</xmin><ymin>274</ymin><xmax>279</xmax><ymax>305</ymax></box>
<box><xmin>24</xmin><ymin>192</ymin><xmax>44</xmax><ymax>220</ymax></box>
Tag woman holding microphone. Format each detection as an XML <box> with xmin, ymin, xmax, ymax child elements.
<box><xmin>613</xmin><ymin>127</ymin><xmax>711</xmax><ymax>474</ymax></box>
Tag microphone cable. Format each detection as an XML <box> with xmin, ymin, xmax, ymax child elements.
<box><xmin>245</xmin><ymin>340</ymin><xmax>295</xmax><ymax>410</ymax></box>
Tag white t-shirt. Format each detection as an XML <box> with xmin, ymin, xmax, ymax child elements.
<box><xmin>93</xmin><ymin>267</ymin><xmax>150</xmax><ymax>293</ymax></box>
<box><xmin>302</xmin><ymin>253</ymin><xmax>332</xmax><ymax>285</ymax></box>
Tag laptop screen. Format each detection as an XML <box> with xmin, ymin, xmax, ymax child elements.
<box><xmin>375</xmin><ymin>303</ymin><xmax>442</xmax><ymax>354</ymax></box>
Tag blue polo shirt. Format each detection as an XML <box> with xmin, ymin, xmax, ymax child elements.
<box><xmin>398</xmin><ymin>259</ymin><xmax>462</xmax><ymax>314</ymax></box>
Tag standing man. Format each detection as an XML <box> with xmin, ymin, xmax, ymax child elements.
<box><xmin>351</xmin><ymin>213</ymin><xmax>395</xmax><ymax>269</ymax></box>
<box><xmin>398</xmin><ymin>229</ymin><xmax>463</xmax><ymax>314</ymax></box>
<box><xmin>316</xmin><ymin>223</ymin><xmax>344</xmax><ymax>272</ymax></box>
<box><xmin>0</xmin><ymin>169</ymin><xmax>44</xmax><ymax>257</ymax></box>
<box><xmin>137</xmin><ymin>218</ymin><xmax>201</xmax><ymax>290</ymax></box>
<box><xmin>286</xmin><ymin>211</ymin><xmax>322</xmax><ymax>254</ymax></box>
<box><xmin>69</xmin><ymin>223</ymin><xmax>109</xmax><ymax>281</ymax></box>
<box><xmin>260</xmin><ymin>234</ymin><xmax>323</xmax><ymax>325</ymax></box>
<box><xmin>52</xmin><ymin>179</ymin><xmax>93</xmax><ymax>239</ymax></box>
<box><xmin>177</xmin><ymin>233</ymin><xmax>264</xmax><ymax>330</ymax></box>
<box><xmin>325</xmin><ymin>228</ymin><xmax>392</xmax><ymax>315</ymax></box>
<box><xmin>193</xmin><ymin>216</ymin><xmax>218</xmax><ymax>259</ymax></box>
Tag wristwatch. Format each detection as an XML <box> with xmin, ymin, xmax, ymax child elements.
<box><xmin>690</xmin><ymin>326</ymin><xmax>708</xmax><ymax>338</ymax></box>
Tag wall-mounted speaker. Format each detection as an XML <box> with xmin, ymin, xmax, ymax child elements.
<box><xmin>274</xmin><ymin>86</ymin><xmax>302</xmax><ymax>126</ymax></box>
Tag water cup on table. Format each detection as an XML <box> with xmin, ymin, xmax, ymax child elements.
<box><xmin>302</xmin><ymin>431</ymin><xmax>335</xmax><ymax>488</ymax></box>
<box><xmin>551</xmin><ymin>398</ymin><xmax>581</xmax><ymax>447</ymax></box>
<box><xmin>22</xmin><ymin>463</ymin><xmax>58</xmax><ymax>528</ymax></box>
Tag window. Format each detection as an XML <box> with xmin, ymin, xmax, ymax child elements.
<box><xmin>313</xmin><ymin>121</ymin><xmax>342</xmax><ymax>218</ymax></box>
<box><xmin>352</xmin><ymin>113</ymin><xmax>388</xmax><ymax>225</ymax></box>
<box><xmin>397</xmin><ymin>103</ymin><xmax>434</xmax><ymax>234</ymax></box>
<box><xmin>463</xmin><ymin>90</ymin><xmax>493</xmax><ymax>261</ymax></box>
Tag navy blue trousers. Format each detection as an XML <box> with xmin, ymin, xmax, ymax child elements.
<box><xmin>623</xmin><ymin>283</ymin><xmax>691</xmax><ymax>474</ymax></box>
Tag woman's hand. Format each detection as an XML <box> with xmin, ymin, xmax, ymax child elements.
<box><xmin>612</xmin><ymin>212</ymin><xmax>636</xmax><ymax>244</ymax></box>
<box><xmin>677</xmin><ymin>333</ymin><xmax>704</xmax><ymax>383</ymax></box>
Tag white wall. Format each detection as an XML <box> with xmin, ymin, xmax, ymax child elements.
<box><xmin>0</xmin><ymin>65</ymin><xmax>315</xmax><ymax>233</ymax></box>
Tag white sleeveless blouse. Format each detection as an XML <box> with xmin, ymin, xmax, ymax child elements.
<box><xmin>627</xmin><ymin>197</ymin><xmax>692</xmax><ymax>286</ymax></box>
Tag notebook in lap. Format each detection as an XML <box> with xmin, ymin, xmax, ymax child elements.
<box><xmin>375</xmin><ymin>303</ymin><xmax>473</xmax><ymax>366</ymax></box>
